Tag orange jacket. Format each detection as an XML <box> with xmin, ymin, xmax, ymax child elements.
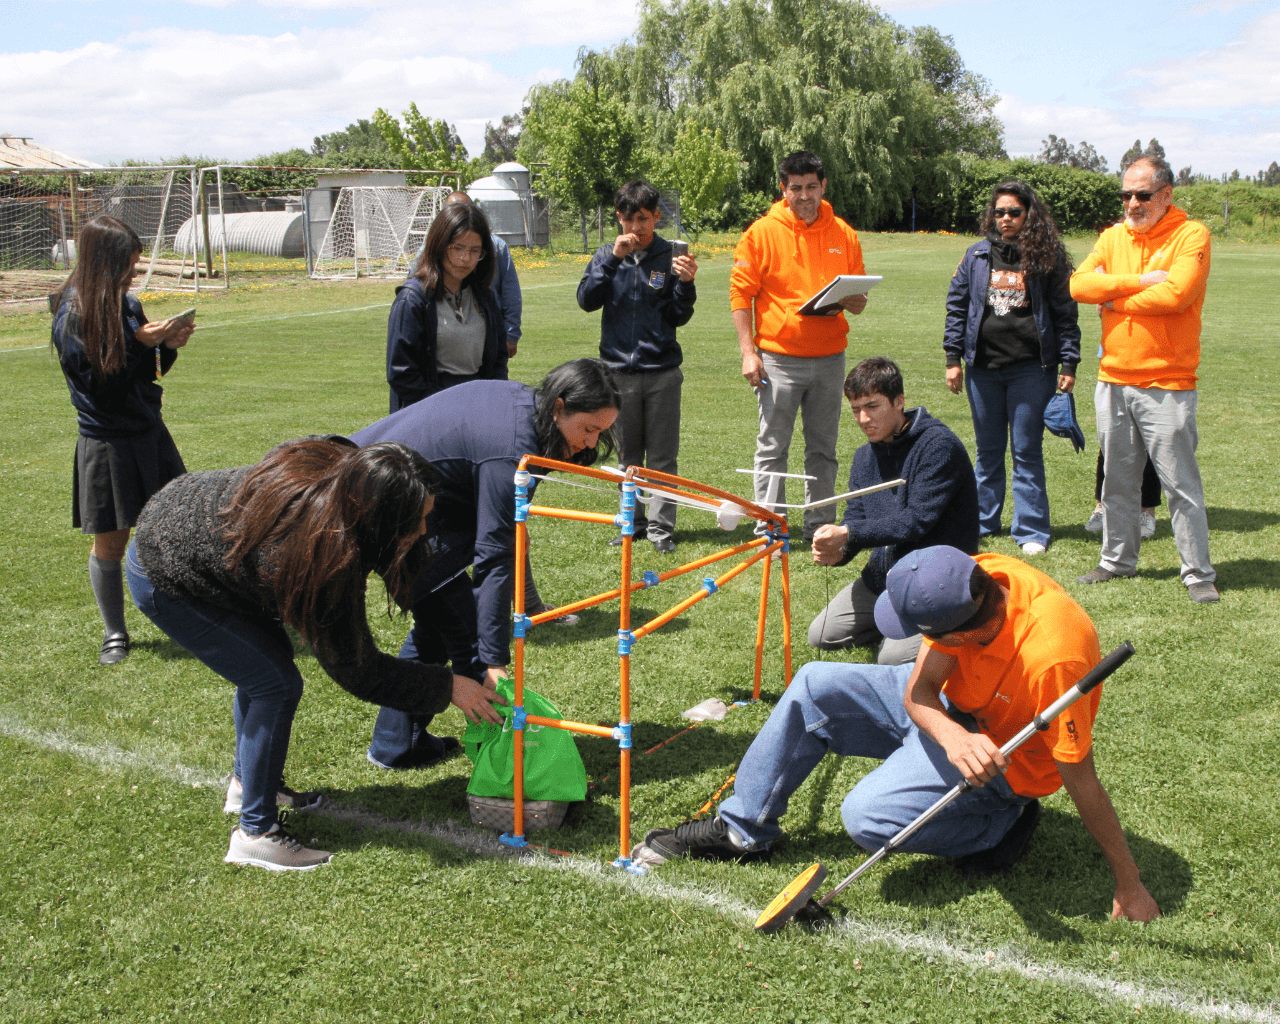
<box><xmin>1069</xmin><ymin>206</ymin><xmax>1210</xmax><ymax>390</ymax></box>
<box><xmin>730</xmin><ymin>199</ymin><xmax>866</xmax><ymax>357</ymax></box>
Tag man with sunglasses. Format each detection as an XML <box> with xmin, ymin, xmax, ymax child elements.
<box><xmin>1070</xmin><ymin>156</ymin><xmax>1217</xmax><ymax>603</ymax></box>
<box><xmin>637</xmin><ymin>545</ymin><xmax>1160</xmax><ymax>923</ymax></box>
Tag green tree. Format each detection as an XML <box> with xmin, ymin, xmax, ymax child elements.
<box><xmin>655</xmin><ymin>119</ymin><xmax>741</xmax><ymax>236</ymax></box>
<box><xmin>1038</xmin><ymin>135</ymin><xmax>1108</xmax><ymax>174</ymax></box>
<box><xmin>483</xmin><ymin>112</ymin><xmax>526</xmax><ymax>164</ymax></box>
<box><xmin>373</xmin><ymin>104</ymin><xmax>469</xmax><ymax>173</ymax></box>
<box><xmin>311</xmin><ymin>119</ymin><xmax>396</xmax><ymax>168</ymax></box>
<box><xmin>1265</xmin><ymin>161</ymin><xmax>1280</xmax><ymax>187</ymax></box>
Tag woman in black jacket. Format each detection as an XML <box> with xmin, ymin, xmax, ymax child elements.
<box><xmin>385</xmin><ymin>202</ymin><xmax>508</xmax><ymax>412</ymax></box>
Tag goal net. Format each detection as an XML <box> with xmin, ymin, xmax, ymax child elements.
<box><xmin>310</xmin><ymin>186</ymin><xmax>449</xmax><ymax>279</ymax></box>
<box><xmin>0</xmin><ymin>166</ymin><xmax>198</xmax><ymax>303</ymax></box>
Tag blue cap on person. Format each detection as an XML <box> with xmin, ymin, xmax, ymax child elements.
<box><xmin>873</xmin><ymin>545</ymin><xmax>981</xmax><ymax>640</ymax></box>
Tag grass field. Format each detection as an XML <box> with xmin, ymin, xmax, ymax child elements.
<box><xmin>1</xmin><ymin>233</ymin><xmax>1277</xmax><ymax>1023</ymax></box>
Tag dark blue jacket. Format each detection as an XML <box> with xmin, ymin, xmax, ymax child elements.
<box><xmin>577</xmin><ymin>235</ymin><xmax>696</xmax><ymax>372</ymax></box>
<box><xmin>386</xmin><ymin>277</ymin><xmax>509</xmax><ymax>412</ymax></box>
<box><xmin>836</xmin><ymin>407</ymin><xmax>980</xmax><ymax>594</ymax></box>
<box><xmin>52</xmin><ymin>291</ymin><xmax>177</xmax><ymax>439</ymax></box>
<box><xmin>491</xmin><ymin>235</ymin><xmax>522</xmax><ymax>345</ymax></box>
<box><xmin>943</xmin><ymin>241</ymin><xmax>1080</xmax><ymax>374</ymax></box>
<box><xmin>349</xmin><ymin>380</ymin><xmax>539</xmax><ymax>669</ymax></box>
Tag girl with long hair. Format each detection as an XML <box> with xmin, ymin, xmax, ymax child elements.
<box><xmin>943</xmin><ymin>181</ymin><xmax>1081</xmax><ymax>554</ymax></box>
<box><xmin>125</xmin><ymin>437</ymin><xmax>504</xmax><ymax>871</ymax></box>
<box><xmin>350</xmin><ymin>359</ymin><xmax>621</xmax><ymax>770</ymax></box>
<box><xmin>51</xmin><ymin>214</ymin><xmax>196</xmax><ymax>665</ymax></box>
<box><xmin>385</xmin><ymin>201</ymin><xmax>507</xmax><ymax>412</ymax></box>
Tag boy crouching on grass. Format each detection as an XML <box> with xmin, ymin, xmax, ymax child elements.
<box><xmin>576</xmin><ymin>180</ymin><xmax>698</xmax><ymax>554</ymax></box>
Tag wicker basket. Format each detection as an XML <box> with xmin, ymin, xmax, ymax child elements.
<box><xmin>466</xmin><ymin>794</ymin><xmax>569</xmax><ymax>833</ymax></box>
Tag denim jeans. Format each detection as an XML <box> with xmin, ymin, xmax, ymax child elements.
<box><xmin>965</xmin><ymin>360</ymin><xmax>1057</xmax><ymax>547</ymax></box>
<box><xmin>717</xmin><ymin>662</ymin><xmax>1027</xmax><ymax>857</ymax></box>
<box><xmin>125</xmin><ymin>543</ymin><xmax>303</xmax><ymax>835</ymax></box>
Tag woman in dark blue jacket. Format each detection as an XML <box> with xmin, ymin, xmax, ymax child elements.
<box><xmin>385</xmin><ymin>202</ymin><xmax>508</xmax><ymax>413</ymax></box>
<box><xmin>52</xmin><ymin>215</ymin><xmax>195</xmax><ymax>665</ymax></box>
<box><xmin>943</xmin><ymin>181</ymin><xmax>1080</xmax><ymax>554</ymax></box>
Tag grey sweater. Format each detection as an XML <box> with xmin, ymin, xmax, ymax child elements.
<box><xmin>133</xmin><ymin>467</ymin><xmax>452</xmax><ymax>716</ymax></box>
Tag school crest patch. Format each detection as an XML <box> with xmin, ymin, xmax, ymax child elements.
<box><xmin>648</xmin><ymin>270</ymin><xmax>666</xmax><ymax>289</ymax></box>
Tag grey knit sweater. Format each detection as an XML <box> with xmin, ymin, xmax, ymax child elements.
<box><xmin>133</xmin><ymin>467</ymin><xmax>452</xmax><ymax>716</ymax></box>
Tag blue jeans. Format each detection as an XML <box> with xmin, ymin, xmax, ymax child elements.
<box><xmin>965</xmin><ymin>360</ymin><xmax>1057</xmax><ymax>547</ymax></box>
<box><xmin>717</xmin><ymin>662</ymin><xmax>1027</xmax><ymax>857</ymax></box>
<box><xmin>125</xmin><ymin>543</ymin><xmax>303</xmax><ymax>835</ymax></box>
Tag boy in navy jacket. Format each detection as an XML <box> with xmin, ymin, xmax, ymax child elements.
<box><xmin>577</xmin><ymin>181</ymin><xmax>697</xmax><ymax>552</ymax></box>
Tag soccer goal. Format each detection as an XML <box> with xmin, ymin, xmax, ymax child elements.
<box><xmin>309</xmin><ymin>186</ymin><xmax>450</xmax><ymax>279</ymax></box>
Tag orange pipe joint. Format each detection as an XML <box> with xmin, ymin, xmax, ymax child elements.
<box><xmin>498</xmin><ymin>704</ymin><xmax>530</xmax><ymax>850</ymax></box>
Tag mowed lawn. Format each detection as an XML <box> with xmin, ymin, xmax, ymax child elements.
<box><xmin>0</xmin><ymin>233</ymin><xmax>1277</xmax><ymax>1024</ymax></box>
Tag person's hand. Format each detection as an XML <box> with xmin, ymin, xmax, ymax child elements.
<box><xmin>613</xmin><ymin>232</ymin><xmax>641</xmax><ymax>259</ymax></box>
<box><xmin>507</xmin><ymin>342</ymin><xmax>518</xmax><ymax>359</ymax></box>
<box><xmin>672</xmin><ymin>254</ymin><xmax>697</xmax><ymax>282</ymax></box>
<box><xmin>1138</xmin><ymin>269</ymin><xmax>1168</xmax><ymax>289</ymax></box>
<box><xmin>163</xmin><ymin>323</ymin><xmax>194</xmax><ymax>349</ymax></box>
<box><xmin>1112</xmin><ymin>883</ymin><xmax>1161</xmax><ymax>923</ymax></box>
<box><xmin>838</xmin><ymin>293</ymin><xmax>868</xmax><ymax>315</ymax></box>
<box><xmin>811</xmin><ymin>524</ymin><xmax>848</xmax><ymax>565</ymax></box>
<box><xmin>482</xmin><ymin>665</ymin><xmax>507</xmax><ymax>691</ymax></box>
<box><xmin>742</xmin><ymin>351</ymin><xmax>766</xmax><ymax>389</ymax></box>
<box><xmin>1057</xmin><ymin>373</ymin><xmax>1075</xmax><ymax>393</ymax></box>
<box><xmin>945</xmin><ymin>731</ymin><xmax>1008</xmax><ymax>786</ymax></box>
<box><xmin>945</xmin><ymin>365</ymin><xmax>964</xmax><ymax>394</ymax></box>
<box><xmin>452</xmin><ymin>674</ymin><xmax>506</xmax><ymax>725</ymax></box>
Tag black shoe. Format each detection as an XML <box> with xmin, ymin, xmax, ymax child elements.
<box><xmin>99</xmin><ymin>631</ymin><xmax>129</xmax><ymax>666</ymax></box>
<box><xmin>366</xmin><ymin>735</ymin><xmax>461</xmax><ymax>770</ymax></box>
<box><xmin>951</xmin><ymin>799</ymin><xmax>1042</xmax><ymax>879</ymax></box>
<box><xmin>643</xmin><ymin>816</ymin><xmax>768</xmax><ymax>863</ymax></box>
<box><xmin>607</xmin><ymin>528</ymin><xmax>647</xmax><ymax>546</ymax></box>
<box><xmin>651</xmin><ymin>536</ymin><xmax>676</xmax><ymax>554</ymax></box>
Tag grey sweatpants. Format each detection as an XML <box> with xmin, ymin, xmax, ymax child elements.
<box><xmin>615</xmin><ymin>367</ymin><xmax>683</xmax><ymax>542</ymax></box>
<box><xmin>807</xmin><ymin>576</ymin><xmax>922</xmax><ymax>665</ymax></box>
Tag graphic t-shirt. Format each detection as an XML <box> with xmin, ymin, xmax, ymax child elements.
<box><xmin>976</xmin><ymin>237</ymin><xmax>1041</xmax><ymax>369</ymax></box>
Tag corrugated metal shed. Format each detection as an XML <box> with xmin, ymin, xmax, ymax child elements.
<box><xmin>175</xmin><ymin>211</ymin><xmax>306</xmax><ymax>258</ymax></box>
<box><xmin>0</xmin><ymin>135</ymin><xmax>102</xmax><ymax>171</ymax></box>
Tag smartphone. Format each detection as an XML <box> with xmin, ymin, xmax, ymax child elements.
<box><xmin>671</xmin><ymin>239</ymin><xmax>689</xmax><ymax>258</ymax></box>
<box><xmin>167</xmin><ymin>307</ymin><xmax>197</xmax><ymax>328</ymax></box>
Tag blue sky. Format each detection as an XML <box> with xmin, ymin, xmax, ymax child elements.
<box><xmin>5</xmin><ymin>0</ymin><xmax>1279</xmax><ymax>176</ymax></box>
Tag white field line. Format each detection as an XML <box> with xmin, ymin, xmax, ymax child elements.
<box><xmin>3</xmin><ymin>717</ymin><xmax>1276</xmax><ymax>1024</ymax></box>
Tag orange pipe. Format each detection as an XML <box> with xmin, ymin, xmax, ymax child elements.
<box><xmin>753</xmin><ymin>540</ymin><xmax>780</xmax><ymax>699</ymax></box>
<box><xmin>519</xmin><ymin>454</ymin><xmax>632</xmax><ymax>485</ymax></box>
<box><xmin>513</xmin><ymin>515</ymin><xmax>528</xmax><ymax>839</ymax></box>
<box><xmin>528</xmin><ymin>505</ymin><xmax>617</xmax><ymax>526</ymax></box>
<box><xmin>524</xmin><ymin>714</ymin><xmax>616</xmax><ymax>739</ymax></box>
<box><xmin>621</xmin><ymin>464</ymin><xmax>786</xmax><ymax>525</ymax></box>
<box><xmin>618</xmin><ymin>480</ymin><xmax>634</xmax><ymax>866</ymax></box>
<box><xmin>779</xmin><ymin>547</ymin><xmax>793</xmax><ymax>687</ymax></box>
<box><xmin>695</xmin><ymin>773</ymin><xmax>736</xmax><ymax>819</ymax></box>
<box><xmin>632</xmin><ymin>543</ymin><xmax>774</xmax><ymax>640</ymax></box>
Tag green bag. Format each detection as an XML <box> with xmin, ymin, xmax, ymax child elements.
<box><xmin>463</xmin><ymin>677</ymin><xmax>588</xmax><ymax>802</ymax></box>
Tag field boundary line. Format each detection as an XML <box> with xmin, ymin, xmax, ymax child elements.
<box><xmin>4</xmin><ymin>716</ymin><xmax>1277</xmax><ymax>1024</ymax></box>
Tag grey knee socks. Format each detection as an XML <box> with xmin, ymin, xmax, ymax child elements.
<box><xmin>89</xmin><ymin>553</ymin><xmax>127</xmax><ymax>637</ymax></box>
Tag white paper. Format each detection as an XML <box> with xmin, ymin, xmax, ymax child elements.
<box><xmin>799</xmin><ymin>275</ymin><xmax>883</xmax><ymax>316</ymax></box>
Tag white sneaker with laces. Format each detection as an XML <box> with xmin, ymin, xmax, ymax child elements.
<box><xmin>223</xmin><ymin>774</ymin><xmax>323</xmax><ymax>815</ymax></box>
<box><xmin>224</xmin><ymin>823</ymin><xmax>332</xmax><ymax>872</ymax></box>
<box><xmin>1020</xmin><ymin>542</ymin><xmax>1047</xmax><ymax>555</ymax></box>
<box><xmin>1085</xmin><ymin>508</ymin><xmax>1104</xmax><ymax>533</ymax></box>
<box><xmin>1140</xmin><ymin>509</ymin><xmax>1157</xmax><ymax>538</ymax></box>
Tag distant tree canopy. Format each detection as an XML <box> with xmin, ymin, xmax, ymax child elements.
<box><xmin>1120</xmin><ymin>138</ymin><xmax>1166</xmax><ymax>175</ymax></box>
<box><xmin>311</xmin><ymin>119</ymin><xmax>397</xmax><ymax>168</ymax></box>
<box><xmin>373</xmin><ymin>104</ymin><xmax>469</xmax><ymax>174</ymax></box>
<box><xmin>1038</xmin><ymin>135</ymin><xmax>1109</xmax><ymax>174</ymax></box>
<box><xmin>518</xmin><ymin>0</ymin><xmax>1005</xmax><ymax>228</ymax></box>
<box><xmin>483</xmin><ymin>112</ymin><xmax>525</xmax><ymax>164</ymax></box>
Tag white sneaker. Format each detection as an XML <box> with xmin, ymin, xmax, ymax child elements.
<box><xmin>223</xmin><ymin>774</ymin><xmax>323</xmax><ymax>815</ymax></box>
<box><xmin>1020</xmin><ymin>542</ymin><xmax>1047</xmax><ymax>555</ymax></box>
<box><xmin>224</xmin><ymin>824</ymin><xmax>332</xmax><ymax>872</ymax></box>
<box><xmin>1085</xmin><ymin>508</ymin><xmax>1104</xmax><ymax>533</ymax></box>
<box><xmin>1140</xmin><ymin>509</ymin><xmax>1157</xmax><ymax>539</ymax></box>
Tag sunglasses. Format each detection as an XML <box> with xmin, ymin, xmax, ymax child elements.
<box><xmin>1118</xmin><ymin>189</ymin><xmax>1166</xmax><ymax>203</ymax></box>
<box><xmin>993</xmin><ymin>207</ymin><xmax>1024</xmax><ymax>218</ymax></box>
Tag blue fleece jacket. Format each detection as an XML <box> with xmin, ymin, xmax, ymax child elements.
<box><xmin>386</xmin><ymin>277</ymin><xmax>509</xmax><ymax>411</ymax></box>
<box><xmin>836</xmin><ymin>406</ymin><xmax>980</xmax><ymax>593</ymax></box>
<box><xmin>349</xmin><ymin>380</ymin><xmax>539</xmax><ymax>669</ymax></box>
<box><xmin>52</xmin><ymin>290</ymin><xmax>177</xmax><ymax>439</ymax></box>
<box><xmin>576</xmin><ymin>235</ymin><xmax>696</xmax><ymax>371</ymax></box>
<box><xmin>943</xmin><ymin>241</ymin><xmax>1080</xmax><ymax>375</ymax></box>
<box><xmin>491</xmin><ymin>235</ymin><xmax>522</xmax><ymax>345</ymax></box>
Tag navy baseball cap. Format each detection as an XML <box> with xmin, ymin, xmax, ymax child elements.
<box><xmin>1044</xmin><ymin>390</ymin><xmax>1086</xmax><ymax>453</ymax></box>
<box><xmin>873</xmin><ymin>546</ymin><xmax>981</xmax><ymax>640</ymax></box>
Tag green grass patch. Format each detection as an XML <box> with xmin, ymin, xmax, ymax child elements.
<box><xmin>1</xmin><ymin>233</ymin><xmax>1277</xmax><ymax>1022</ymax></box>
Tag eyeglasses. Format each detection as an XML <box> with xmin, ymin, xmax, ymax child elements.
<box><xmin>447</xmin><ymin>244</ymin><xmax>485</xmax><ymax>261</ymax></box>
<box><xmin>993</xmin><ymin>207</ymin><xmax>1024</xmax><ymax>218</ymax></box>
<box><xmin>1117</xmin><ymin>189</ymin><xmax>1166</xmax><ymax>203</ymax></box>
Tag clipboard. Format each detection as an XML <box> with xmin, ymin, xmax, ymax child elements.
<box><xmin>799</xmin><ymin>275</ymin><xmax>883</xmax><ymax>316</ymax></box>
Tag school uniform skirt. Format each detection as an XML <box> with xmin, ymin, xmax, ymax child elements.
<box><xmin>73</xmin><ymin>424</ymin><xmax>186</xmax><ymax>534</ymax></box>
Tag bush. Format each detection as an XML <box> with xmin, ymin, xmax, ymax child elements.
<box><xmin>1171</xmin><ymin>182</ymin><xmax>1280</xmax><ymax>225</ymax></box>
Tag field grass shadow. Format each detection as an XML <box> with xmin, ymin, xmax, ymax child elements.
<box><xmin>1206</xmin><ymin>507</ymin><xmax>1280</xmax><ymax>533</ymax></box>
<box><xmin>131</xmin><ymin>637</ymin><xmax>195</xmax><ymax>661</ymax></box>
<box><xmin>876</xmin><ymin>807</ymin><xmax>1192</xmax><ymax>941</ymax></box>
<box><xmin>1139</xmin><ymin>557</ymin><xmax>1280</xmax><ymax>591</ymax></box>
<box><xmin>528</xmin><ymin>604</ymin><xmax>689</xmax><ymax>647</ymax></box>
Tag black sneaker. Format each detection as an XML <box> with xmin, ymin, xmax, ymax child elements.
<box><xmin>951</xmin><ymin>799</ymin><xmax>1042</xmax><ymax>879</ymax></box>
<box><xmin>642</xmin><ymin>816</ymin><xmax>767</xmax><ymax>863</ymax></box>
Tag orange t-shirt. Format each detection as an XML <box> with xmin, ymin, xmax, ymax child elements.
<box><xmin>921</xmin><ymin>553</ymin><xmax>1102</xmax><ymax>798</ymax></box>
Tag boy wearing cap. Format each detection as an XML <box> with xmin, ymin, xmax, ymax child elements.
<box><xmin>639</xmin><ymin>545</ymin><xmax>1160</xmax><ymax>922</ymax></box>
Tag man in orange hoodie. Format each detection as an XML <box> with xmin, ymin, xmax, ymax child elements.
<box><xmin>731</xmin><ymin>151</ymin><xmax>869</xmax><ymax>542</ymax></box>
<box><xmin>1069</xmin><ymin>155</ymin><xmax>1217</xmax><ymax>603</ymax></box>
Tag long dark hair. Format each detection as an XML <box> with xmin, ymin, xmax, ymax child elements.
<box><xmin>980</xmin><ymin>181</ymin><xmax>1070</xmax><ymax>278</ymax></box>
<box><xmin>52</xmin><ymin>215</ymin><xmax>142</xmax><ymax>378</ymax></box>
<box><xmin>412</xmin><ymin>203</ymin><xmax>496</xmax><ymax>299</ymax></box>
<box><xmin>220</xmin><ymin>437</ymin><xmax>436</xmax><ymax>644</ymax></box>
<box><xmin>533</xmin><ymin>358</ymin><xmax>620</xmax><ymax>467</ymax></box>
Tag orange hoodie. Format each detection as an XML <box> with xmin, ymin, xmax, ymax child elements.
<box><xmin>730</xmin><ymin>199</ymin><xmax>866</xmax><ymax>357</ymax></box>
<box><xmin>1069</xmin><ymin>205</ymin><xmax>1210</xmax><ymax>390</ymax></box>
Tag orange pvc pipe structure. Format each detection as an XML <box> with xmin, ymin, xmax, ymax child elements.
<box><xmin>525</xmin><ymin>714</ymin><xmax>616</xmax><ymax>739</ymax></box>
<box><xmin>779</xmin><ymin>548</ymin><xmax>793</xmax><ymax>687</ymax></box>
<box><xmin>527</xmin><ymin>505</ymin><xmax>618</xmax><ymax>526</ymax></box>
<box><xmin>753</xmin><ymin>540</ymin><xmax>781</xmax><ymax>699</ymax></box>
<box><xmin>631</xmin><ymin>543</ymin><xmax>774</xmax><ymax>640</ymax></box>
<box><xmin>617</xmin><ymin>476</ymin><xmax>636</xmax><ymax>867</ymax></box>
<box><xmin>512</xmin><ymin>511</ymin><xmax>528</xmax><ymax>840</ymax></box>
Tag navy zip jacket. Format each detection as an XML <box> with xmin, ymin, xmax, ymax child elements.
<box><xmin>52</xmin><ymin>291</ymin><xmax>177</xmax><ymax>439</ymax></box>
<box><xmin>836</xmin><ymin>406</ymin><xmax>980</xmax><ymax>594</ymax></box>
<box><xmin>386</xmin><ymin>276</ymin><xmax>509</xmax><ymax>411</ymax></box>
<box><xmin>943</xmin><ymin>241</ymin><xmax>1080</xmax><ymax>375</ymax></box>
<box><xmin>577</xmin><ymin>235</ymin><xmax>696</xmax><ymax>371</ymax></box>
<box><xmin>349</xmin><ymin>380</ymin><xmax>539</xmax><ymax>669</ymax></box>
